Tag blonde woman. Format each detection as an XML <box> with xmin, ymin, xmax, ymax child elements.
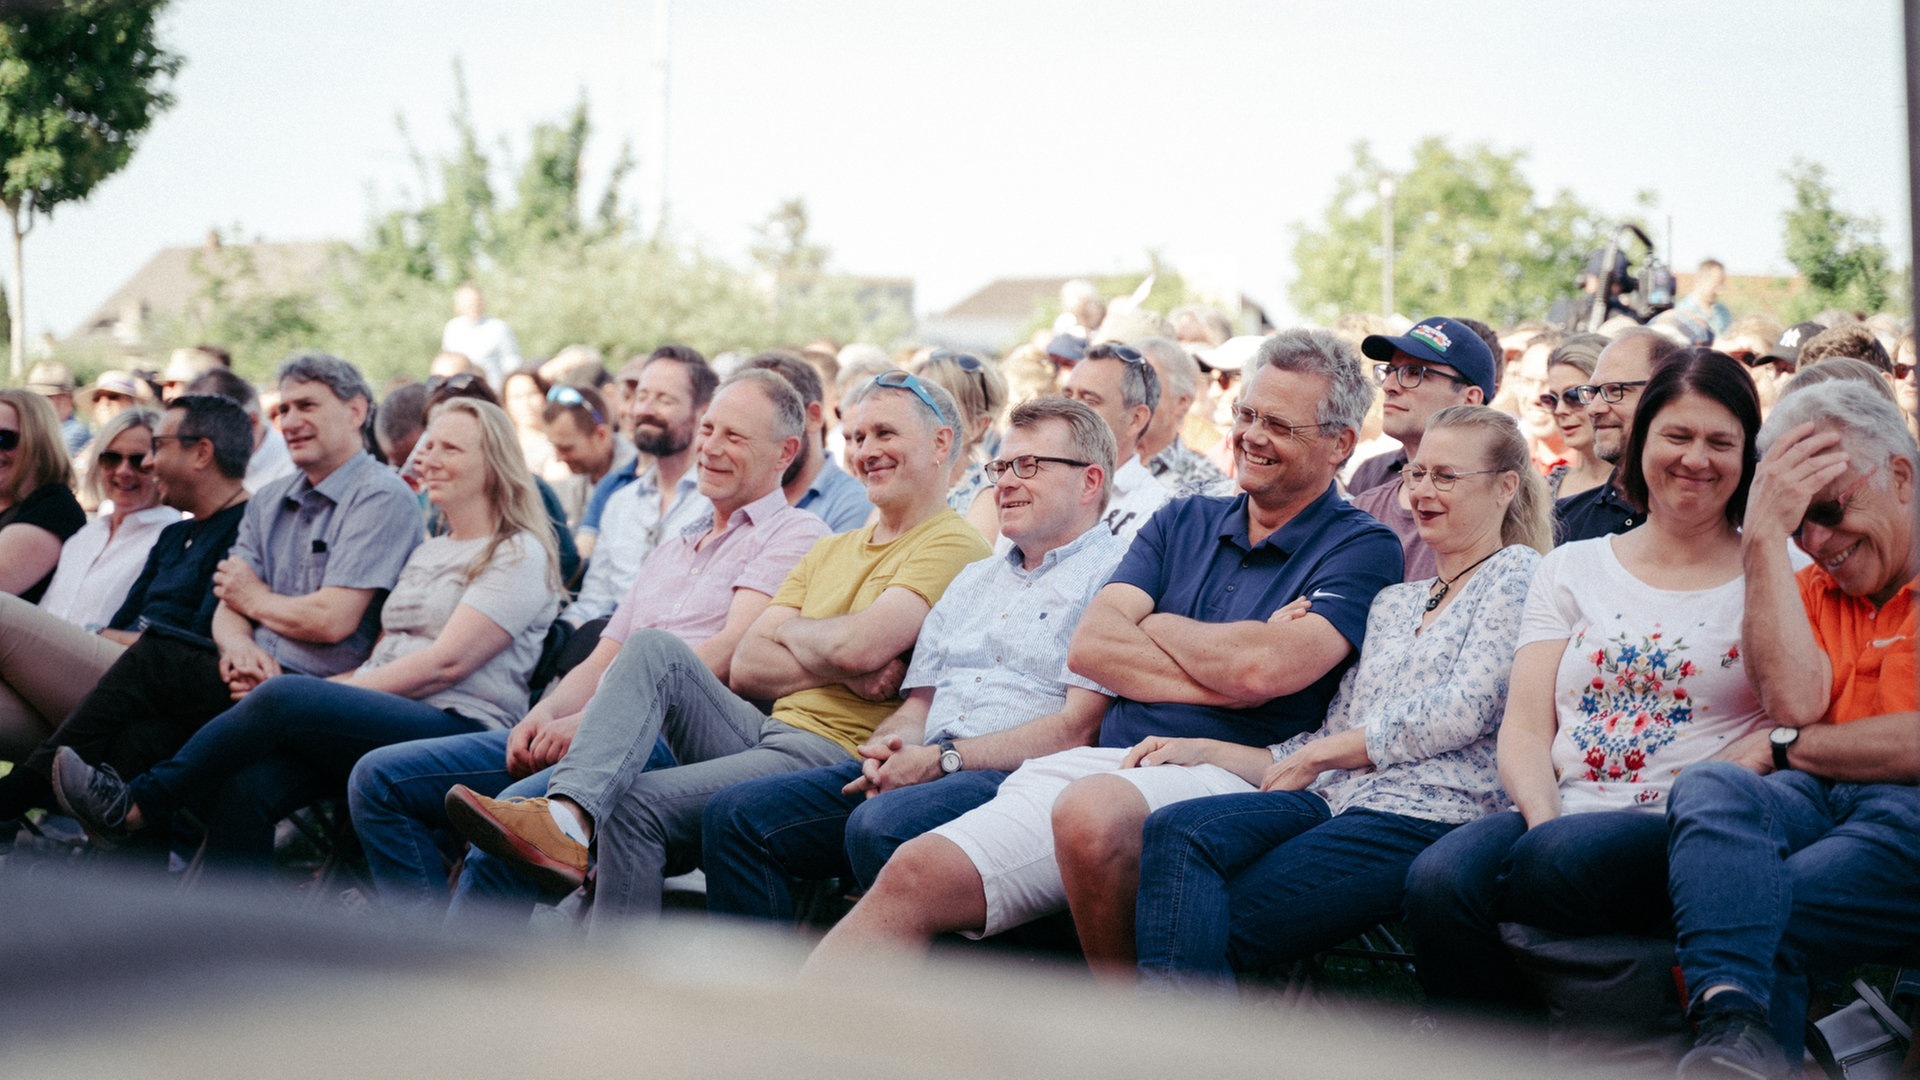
<box><xmin>910</xmin><ymin>349</ymin><xmax>1008</xmax><ymax>537</ymax></box>
<box><xmin>37</xmin><ymin>406</ymin><xmax>180</xmax><ymax>629</ymax></box>
<box><xmin>56</xmin><ymin>399</ymin><xmax>561</xmax><ymax>868</ymax></box>
<box><xmin>0</xmin><ymin>389</ymin><xmax>85</xmax><ymax>603</ymax></box>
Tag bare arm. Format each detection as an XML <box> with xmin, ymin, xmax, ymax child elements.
<box><xmin>689</xmin><ymin>588</ymin><xmax>774</xmax><ymax>687</ymax></box>
<box><xmin>1141</xmin><ymin>609</ymin><xmax>1354</xmax><ymax>703</ymax></box>
<box><xmin>1066</xmin><ymin>583</ymin><xmax>1246</xmax><ymax>707</ymax></box>
<box><xmin>850</xmin><ymin>686</ymin><xmax>1111</xmax><ymax>795</ymax></box>
<box><xmin>334</xmin><ymin>603</ymin><xmax>512</xmax><ymax>699</ymax></box>
<box><xmin>213</xmin><ymin>556</ymin><xmax>377</xmax><ymax>645</ymax></box>
<box><xmin>1496</xmin><ymin>639</ymin><xmax>1568</xmax><ymax>828</ymax></box>
<box><xmin>211</xmin><ymin>600</ymin><xmax>281</xmax><ymax>699</ymax></box>
<box><xmin>1740</xmin><ymin>425</ymin><xmax>1847</xmax><ymax>725</ymax></box>
<box><xmin>0</xmin><ymin>524</ymin><xmax>63</xmax><ymax>597</ymax></box>
<box><xmin>1261</xmin><ymin>726</ymin><xmax>1370</xmax><ymax>791</ymax></box>
<box><xmin>772</xmin><ymin>586</ymin><xmax>932</xmax><ymax>681</ymax></box>
<box><xmin>1719</xmin><ymin>712</ymin><xmax>1920</xmax><ymax>784</ymax></box>
<box><xmin>1119</xmin><ymin>735</ymin><xmax>1275</xmax><ymax>785</ymax></box>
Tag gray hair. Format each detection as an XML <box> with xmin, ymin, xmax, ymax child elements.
<box><xmin>277</xmin><ymin>351</ymin><xmax>372</xmax><ymax>406</ymax></box>
<box><xmin>1782</xmin><ymin>358</ymin><xmax>1898</xmax><ymax>404</ymax></box>
<box><xmin>1759</xmin><ymin>381</ymin><xmax>1919</xmax><ymax>475</ymax></box>
<box><xmin>1005</xmin><ymin>397</ymin><xmax>1118</xmax><ymax>514</ymax></box>
<box><xmin>841</xmin><ymin>372</ymin><xmax>965</xmax><ymax>468</ymax></box>
<box><xmin>1083</xmin><ymin>342</ymin><xmax>1161</xmax><ymax>418</ymax></box>
<box><xmin>85</xmin><ymin>405</ymin><xmax>162</xmax><ymax>506</ymax></box>
<box><xmin>1250</xmin><ymin>328</ymin><xmax>1372</xmax><ymax>436</ymax></box>
<box><xmin>1132</xmin><ymin>336</ymin><xmax>1198</xmax><ymax>401</ymax></box>
<box><xmin>717</xmin><ymin>369</ymin><xmax>806</xmax><ymax>442</ymax></box>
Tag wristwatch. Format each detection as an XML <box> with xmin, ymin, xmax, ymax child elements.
<box><xmin>937</xmin><ymin>737</ymin><xmax>963</xmax><ymax>775</ymax></box>
<box><xmin>1769</xmin><ymin>726</ymin><xmax>1799</xmax><ymax>771</ymax></box>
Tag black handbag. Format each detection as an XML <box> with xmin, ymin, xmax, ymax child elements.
<box><xmin>1807</xmin><ymin>977</ymin><xmax>1914</xmax><ymax>1080</ymax></box>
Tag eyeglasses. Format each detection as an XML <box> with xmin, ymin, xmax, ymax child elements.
<box><xmin>96</xmin><ymin>450</ymin><xmax>154</xmax><ymax>472</ymax></box>
<box><xmin>1405</xmin><ymin>465</ymin><xmax>1505</xmax><ymax>491</ymax></box>
<box><xmin>1568</xmin><ymin>380</ymin><xmax>1649</xmax><ymax>406</ymax></box>
<box><xmin>872</xmin><ymin>369</ymin><xmax>946</xmax><ymax>419</ymax></box>
<box><xmin>1373</xmin><ymin>362</ymin><xmax>1472</xmax><ymax>390</ymax></box>
<box><xmin>545</xmin><ymin>385</ymin><xmax>605</xmax><ymax>426</ymax></box>
<box><xmin>927</xmin><ymin>350</ymin><xmax>991</xmax><ymax>402</ymax></box>
<box><xmin>150</xmin><ymin>434</ymin><xmax>206</xmax><ymax>448</ymax></box>
<box><xmin>1536</xmin><ymin>390</ymin><xmax>1582</xmax><ymax>410</ymax></box>
<box><xmin>983</xmin><ymin>454</ymin><xmax>1092</xmax><ymax>482</ymax></box>
<box><xmin>1894</xmin><ymin>362</ymin><xmax>1915</xmax><ymax>381</ymax></box>
<box><xmin>0</xmin><ymin>428</ymin><xmax>17</xmax><ymax>452</ymax></box>
<box><xmin>1795</xmin><ymin>463</ymin><xmax>1882</xmax><ymax>539</ymax></box>
<box><xmin>1230</xmin><ymin>403</ymin><xmax>1327</xmax><ymax>441</ymax></box>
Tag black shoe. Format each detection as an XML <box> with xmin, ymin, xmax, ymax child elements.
<box><xmin>1678</xmin><ymin>999</ymin><xmax>1788</xmax><ymax>1080</ymax></box>
<box><xmin>49</xmin><ymin>747</ymin><xmax>133</xmax><ymax>848</ymax></box>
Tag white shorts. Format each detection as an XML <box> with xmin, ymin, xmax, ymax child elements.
<box><xmin>928</xmin><ymin>745</ymin><xmax>1255</xmax><ymax>937</ymax></box>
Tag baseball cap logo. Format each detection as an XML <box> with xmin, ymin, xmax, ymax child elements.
<box><xmin>1410</xmin><ymin>323</ymin><xmax>1452</xmax><ymax>352</ymax></box>
<box><xmin>1780</xmin><ymin>327</ymin><xmax>1803</xmax><ymax>348</ymax></box>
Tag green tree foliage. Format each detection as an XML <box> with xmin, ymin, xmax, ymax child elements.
<box><xmin>1291</xmin><ymin>138</ymin><xmax>1605</xmax><ymax>326</ymax></box>
<box><xmin>142</xmin><ymin>78</ymin><xmax>905</xmax><ymax>385</ymax></box>
<box><xmin>0</xmin><ymin>0</ymin><xmax>180</xmax><ymax>375</ymax></box>
<box><xmin>1780</xmin><ymin>158</ymin><xmax>1896</xmax><ymax>318</ymax></box>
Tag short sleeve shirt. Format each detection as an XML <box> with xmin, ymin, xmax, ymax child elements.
<box><xmin>1797</xmin><ymin>565</ymin><xmax>1916</xmax><ymax>724</ymax></box>
<box><xmin>1351</xmin><ymin>476</ymin><xmax>1436</xmax><ymax>582</ymax></box>
<box><xmin>1098</xmin><ymin>484</ymin><xmax>1404</xmax><ymax>749</ymax></box>
<box><xmin>229</xmin><ymin>452</ymin><xmax>423</xmax><ymax>676</ymax></box>
<box><xmin>1</xmin><ymin>481</ymin><xmax>86</xmax><ymax>604</ymax></box>
<box><xmin>1554</xmin><ymin>472</ymin><xmax>1641</xmax><ymax>545</ymax></box>
<box><xmin>360</xmin><ymin>532</ymin><xmax>558</xmax><ymax>729</ymax></box>
<box><xmin>797</xmin><ymin>457</ymin><xmax>875</xmax><ymax>534</ymax></box>
<box><xmin>767</xmin><ymin>509</ymin><xmax>991</xmax><ymax>752</ymax></box>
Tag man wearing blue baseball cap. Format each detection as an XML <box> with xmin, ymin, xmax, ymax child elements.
<box><xmin>1349</xmin><ymin>317</ymin><xmax>1496</xmax><ymax>580</ymax></box>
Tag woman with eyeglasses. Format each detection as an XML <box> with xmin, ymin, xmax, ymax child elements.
<box><xmin>1404</xmin><ymin>349</ymin><xmax>1775</xmax><ymax>1022</ymax></box>
<box><xmin>1542</xmin><ymin>335</ymin><xmax>1611</xmax><ymax>499</ymax></box>
<box><xmin>36</xmin><ymin>406</ymin><xmax>180</xmax><ymax>630</ymax></box>
<box><xmin>1116</xmin><ymin>406</ymin><xmax>1550</xmax><ymax>991</ymax></box>
<box><xmin>54</xmin><ymin>399</ymin><xmax>562</xmax><ymax>869</ymax></box>
<box><xmin>910</xmin><ymin>350</ymin><xmax>1008</xmax><ymax>539</ymax></box>
<box><xmin>0</xmin><ymin>389</ymin><xmax>86</xmax><ymax>604</ymax></box>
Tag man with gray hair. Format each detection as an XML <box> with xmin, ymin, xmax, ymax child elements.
<box><xmin>811</xmin><ymin>330</ymin><xmax>1403</xmax><ymax>972</ymax></box>
<box><xmin>1063</xmin><ymin>341</ymin><xmax>1170</xmax><ymax>540</ymax></box>
<box><xmin>1663</xmin><ymin>381</ymin><xmax>1919</xmax><ymax>1078</ymax></box>
<box><xmin>1133</xmin><ymin>336</ymin><xmax>1230</xmax><ymax>498</ymax></box>
<box><xmin>19</xmin><ymin>354</ymin><xmax>420</xmax><ymax>837</ymax></box>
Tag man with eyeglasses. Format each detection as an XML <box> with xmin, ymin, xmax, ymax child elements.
<box><xmin>1350</xmin><ymin>317</ymin><xmax>1496</xmax><ymax>580</ymax></box>
<box><xmin>701</xmin><ymin>397</ymin><xmax>1128</xmax><ymax>924</ymax></box>
<box><xmin>564</xmin><ymin>350</ymin><xmax>717</xmax><ymax>630</ymax></box>
<box><xmin>808</xmin><ymin>330</ymin><xmax>1401</xmax><ymax>971</ymax></box>
<box><xmin>1661</xmin><ymin>381</ymin><xmax>1919</xmax><ymax>1078</ymax></box>
<box><xmin>1553</xmin><ymin>329</ymin><xmax>1683</xmax><ymax>544</ymax></box>
<box><xmin>443</xmin><ymin>370</ymin><xmax>989</xmax><ymax>927</ymax></box>
<box><xmin>0</xmin><ymin>355</ymin><xmax>422</xmax><ymax>834</ymax></box>
<box><xmin>1063</xmin><ymin>342</ymin><xmax>1170</xmax><ymax>541</ymax></box>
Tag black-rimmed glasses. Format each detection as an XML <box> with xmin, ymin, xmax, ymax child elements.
<box><xmin>983</xmin><ymin>455</ymin><xmax>1092</xmax><ymax>482</ymax></box>
<box><xmin>1568</xmin><ymin>380</ymin><xmax>1649</xmax><ymax>406</ymax></box>
<box><xmin>1373</xmin><ymin>362</ymin><xmax>1472</xmax><ymax>390</ymax></box>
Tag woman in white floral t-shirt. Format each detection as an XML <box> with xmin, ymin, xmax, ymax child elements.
<box><xmin>1405</xmin><ymin>349</ymin><xmax>1770</xmax><ymax>1017</ymax></box>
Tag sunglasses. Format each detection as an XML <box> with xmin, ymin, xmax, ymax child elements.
<box><xmin>1535</xmin><ymin>390</ymin><xmax>1583</xmax><ymax>410</ymax></box>
<box><xmin>1894</xmin><ymin>362</ymin><xmax>1915</xmax><ymax>381</ymax></box>
<box><xmin>96</xmin><ymin>450</ymin><xmax>154</xmax><ymax>472</ymax></box>
<box><xmin>0</xmin><ymin>428</ymin><xmax>17</xmax><ymax>452</ymax></box>
<box><xmin>1795</xmin><ymin>463</ymin><xmax>1882</xmax><ymax>539</ymax></box>
<box><xmin>427</xmin><ymin>373</ymin><xmax>483</xmax><ymax>394</ymax></box>
<box><xmin>871</xmin><ymin>369</ymin><xmax>945</xmax><ymax>419</ymax></box>
<box><xmin>545</xmin><ymin>385</ymin><xmax>605</xmax><ymax>426</ymax></box>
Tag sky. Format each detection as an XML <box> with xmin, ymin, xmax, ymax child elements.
<box><xmin>16</xmin><ymin>0</ymin><xmax>1912</xmax><ymax>343</ymax></box>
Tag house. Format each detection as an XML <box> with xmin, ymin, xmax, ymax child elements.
<box><xmin>69</xmin><ymin>231</ymin><xmax>351</xmax><ymax>349</ymax></box>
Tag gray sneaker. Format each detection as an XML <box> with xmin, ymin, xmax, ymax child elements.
<box><xmin>1678</xmin><ymin>1004</ymin><xmax>1789</xmax><ymax>1080</ymax></box>
<box><xmin>49</xmin><ymin>747</ymin><xmax>133</xmax><ymax>848</ymax></box>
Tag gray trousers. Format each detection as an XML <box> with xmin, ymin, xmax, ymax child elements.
<box><xmin>548</xmin><ymin>628</ymin><xmax>848</xmax><ymax>925</ymax></box>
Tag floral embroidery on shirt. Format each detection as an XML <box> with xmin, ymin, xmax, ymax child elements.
<box><xmin>1568</xmin><ymin>627</ymin><xmax>1705</xmax><ymax>800</ymax></box>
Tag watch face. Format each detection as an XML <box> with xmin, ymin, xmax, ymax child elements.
<box><xmin>1770</xmin><ymin>727</ymin><xmax>1796</xmax><ymax>745</ymax></box>
<box><xmin>940</xmin><ymin>749</ymin><xmax>962</xmax><ymax>774</ymax></box>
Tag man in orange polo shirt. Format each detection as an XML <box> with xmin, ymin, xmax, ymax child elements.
<box><xmin>1664</xmin><ymin>381</ymin><xmax>1918</xmax><ymax>1079</ymax></box>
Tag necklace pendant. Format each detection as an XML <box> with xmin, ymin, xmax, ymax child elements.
<box><xmin>1424</xmin><ymin>584</ymin><xmax>1448</xmax><ymax>612</ymax></box>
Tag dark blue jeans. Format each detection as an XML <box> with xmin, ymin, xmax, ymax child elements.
<box><xmin>127</xmin><ymin>674</ymin><xmax>486</xmax><ymax>869</ymax></box>
<box><xmin>701</xmin><ymin>758</ymin><xmax>1010</xmax><ymax>921</ymax></box>
<box><xmin>1402</xmin><ymin>807</ymin><xmax>1671</xmax><ymax>1014</ymax></box>
<box><xmin>1667</xmin><ymin>762</ymin><xmax>1920</xmax><ymax>1060</ymax></box>
<box><xmin>1133</xmin><ymin>791</ymin><xmax>1457</xmax><ymax>992</ymax></box>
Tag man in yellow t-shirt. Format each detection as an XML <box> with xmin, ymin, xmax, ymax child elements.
<box><xmin>447</xmin><ymin>370</ymin><xmax>989</xmax><ymax>927</ymax></box>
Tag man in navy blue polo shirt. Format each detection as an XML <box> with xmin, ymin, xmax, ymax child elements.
<box><xmin>809</xmin><ymin>329</ymin><xmax>1402</xmax><ymax>974</ymax></box>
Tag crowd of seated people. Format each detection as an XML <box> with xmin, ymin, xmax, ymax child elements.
<box><xmin>1</xmin><ymin>290</ymin><xmax>1914</xmax><ymax>1079</ymax></box>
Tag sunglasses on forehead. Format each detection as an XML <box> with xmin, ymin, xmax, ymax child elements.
<box><xmin>545</xmin><ymin>384</ymin><xmax>605</xmax><ymax>426</ymax></box>
<box><xmin>426</xmin><ymin>373</ymin><xmax>483</xmax><ymax>395</ymax></box>
<box><xmin>871</xmin><ymin>369</ymin><xmax>945</xmax><ymax>419</ymax></box>
<box><xmin>1084</xmin><ymin>343</ymin><xmax>1146</xmax><ymax>365</ymax></box>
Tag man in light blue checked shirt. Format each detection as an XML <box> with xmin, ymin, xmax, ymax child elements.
<box><xmin>701</xmin><ymin>398</ymin><xmax>1126</xmax><ymax>922</ymax></box>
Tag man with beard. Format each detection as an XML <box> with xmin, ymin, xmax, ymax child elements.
<box><xmin>743</xmin><ymin>352</ymin><xmax>873</xmax><ymax>532</ymax></box>
<box><xmin>563</xmin><ymin>352</ymin><xmax>718</xmax><ymax>628</ymax></box>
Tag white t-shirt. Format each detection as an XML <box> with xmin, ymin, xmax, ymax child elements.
<box><xmin>441</xmin><ymin>315</ymin><xmax>521</xmax><ymax>389</ymax></box>
<box><xmin>358</xmin><ymin>531</ymin><xmax>558</xmax><ymax>729</ymax></box>
<box><xmin>1518</xmin><ymin>537</ymin><xmax>1767</xmax><ymax>814</ymax></box>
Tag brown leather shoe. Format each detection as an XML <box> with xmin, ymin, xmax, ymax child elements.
<box><xmin>444</xmin><ymin>786</ymin><xmax>588</xmax><ymax>894</ymax></box>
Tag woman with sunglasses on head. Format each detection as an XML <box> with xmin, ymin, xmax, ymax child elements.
<box><xmin>0</xmin><ymin>389</ymin><xmax>86</xmax><ymax>604</ymax></box>
<box><xmin>54</xmin><ymin>398</ymin><xmax>562</xmax><ymax>870</ymax></box>
<box><xmin>36</xmin><ymin>407</ymin><xmax>180</xmax><ymax>630</ymax></box>
<box><xmin>910</xmin><ymin>350</ymin><xmax>1008</xmax><ymax>539</ymax></box>
<box><xmin>1542</xmin><ymin>335</ymin><xmax>1611</xmax><ymax>499</ymax></box>
<box><xmin>1123</xmin><ymin>406</ymin><xmax>1550</xmax><ymax>991</ymax></box>
<box><xmin>1404</xmin><ymin>348</ymin><xmax>1774</xmax><ymax>1025</ymax></box>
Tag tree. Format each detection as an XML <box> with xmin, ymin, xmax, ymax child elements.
<box><xmin>0</xmin><ymin>1</ymin><xmax>180</xmax><ymax>376</ymax></box>
<box><xmin>1780</xmin><ymin>158</ymin><xmax>1896</xmax><ymax>317</ymax></box>
<box><xmin>1291</xmin><ymin>138</ymin><xmax>1605</xmax><ymax>326</ymax></box>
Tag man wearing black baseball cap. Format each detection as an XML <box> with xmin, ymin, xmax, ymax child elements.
<box><xmin>1350</xmin><ymin>317</ymin><xmax>1497</xmax><ymax>580</ymax></box>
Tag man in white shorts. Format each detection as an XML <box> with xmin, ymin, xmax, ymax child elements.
<box><xmin>810</xmin><ymin>329</ymin><xmax>1404</xmax><ymax>974</ymax></box>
